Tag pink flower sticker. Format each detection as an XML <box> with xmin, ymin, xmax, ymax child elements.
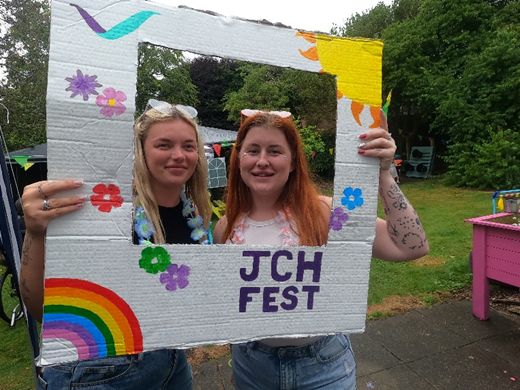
<box><xmin>90</xmin><ymin>184</ymin><xmax>124</xmax><ymax>213</ymax></box>
<box><xmin>96</xmin><ymin>87</ymin><xmax>127</xmax><ymax>117</ymax></box>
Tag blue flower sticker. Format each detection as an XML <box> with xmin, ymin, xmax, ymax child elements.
<box><xmin>341</xmin><ymin>187</ymin><xmax>364</xmax><ymax>210</ymax></box>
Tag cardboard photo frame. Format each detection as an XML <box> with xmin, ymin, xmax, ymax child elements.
<box><xmin>42</xmin><ymin>0</ymin><xmax>383</xmax><ymax>366</ymax></box>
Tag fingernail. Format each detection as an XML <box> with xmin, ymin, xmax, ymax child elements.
<box><xmin>358</xmin><ymin>150</ymin><xmax>365</xmax><ymax>155</ymax></box>
<box><xmin>78</xmin><ymin>196</ymin><xmax>88</xmax><ymax>201</ymax></box>
<box><xmin>76</xmin><ymin>202</ymin><xmax>84</xmax><ymax>208</ymax></box>
<box><xmin>74</xmin><ymin>180</ymin><xmax>83</xmax><ymax>186</ymax></box>
<box><xmin>359</xmin><ymin>134</ymin><xmax>367</xmax><ymax>139</ymax></box>
<box><xmin>358</xmin><ymin>143</ymin><xmax>366</xmax><ymax>149</ymax></box>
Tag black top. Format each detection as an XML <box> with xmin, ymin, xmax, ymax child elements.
<box><xmin>133</xmin><ymin>202</ymin><xmax>198</xmax><ymax>245</ymax></box>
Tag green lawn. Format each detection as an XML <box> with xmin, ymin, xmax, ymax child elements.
<box><xmin>0</xmin><ymin>177</ymin><xmax>494</xmax><ymax>387</ymax></box>
<box><xmin>0</xmin><ymin>318</ymin><xmax>36</xmax><ymax>390</ymax></box>
<box><xmin>369</xmin><ymin>177</ymin><xmax>491</xmax><ymax>306</ymax></box>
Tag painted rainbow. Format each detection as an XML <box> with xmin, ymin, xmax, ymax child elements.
<box><xmin>43</xmin><ymin>278</ymin><xmax>143</xmax><ymax>361</ymax></box>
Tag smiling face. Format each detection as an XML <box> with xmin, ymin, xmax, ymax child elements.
<box><xmin>143</xmin><ymin>119</ymin><xmax>199</xmax><ymax>199</ymax></box>
<box><xmin>239</xmin><ymin>126</ymin><xmax>294</xmax><ymax>201</ymax></box>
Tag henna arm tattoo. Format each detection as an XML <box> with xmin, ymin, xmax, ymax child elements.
<box><xmin>381</xmin><ymin>182</ymin><xmax>426</xmax><ymax>251</ymax></box>
<box><xmin>384</xmin><ymin>182</ymin><xmax>409</xmax><ymax>212</ymax></box>
<box><xmin>21</xmin><ymin>234</ymin><xmax>33</xmax><ymax>265</ymax></box>
<box><xmin>20</xmin><ymin>234</ymin><xmax>44</xmax><ymax>304</ymax></box>
<box><xmin>396</xmin><ymin>215</ymin><xmax>426</xmax><ymax>250</ymax></box>
<box><xmin>379</xmin><ymin>186</ymin><xmax>392</xmax><ymax>216</ymax></box>
<box><xmin>20</xmin><ymin>235</ymin><xmax>34</xmax><ymax>303</ymax></box>
<box><xmin>386</xmin><ymin>220</ymin><xmax>399</xmax><ymax>245</ymax></box>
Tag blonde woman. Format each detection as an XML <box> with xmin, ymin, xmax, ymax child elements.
<box><xmin>20</xmin><ymin>100</ymin><xmax>211</xmax><ymax>390</ymax></box>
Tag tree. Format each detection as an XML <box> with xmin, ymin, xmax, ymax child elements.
<box><xmin>440</xmin><ymin>2</ymin><xmax>520</xmax><ymax>188</ymax></box>
<box><xmin>0</xmin><ymin>0</ymin><xmax>50</xmax><ymax>150</ymax></box>
<box><xmin>382</xmin><ymin>0</ymin><xmax>520</xmax><ymax>187</ymax></box>
<box><xmin>391</xmin><ymin>0</ymin><xmax>422</xmax><ymax>22</ymax></box>
<box><xmin>334</xmin><ymin>0</ymin><xmax>520</xmax><ymax>187</ymax></box>
<box><xmin>222</xmin><ymin>62</ymin><xmax>337</xmax><ymax>129</ymax></box>
<box><xmin>332</xmin><ymin>2</ymin><xmax>393</xmax><ymax>38</ymax></box>
<box><xmin>136</xmin><ymin>44</ymin><xmax>198</xmax><ymax>115</ymax></box>
<box><xmin>332</xmin><ymin>0</ymin><xmax>421</xmax><ymax>39</ymax></box>
<box><xmin>189</xmin><ymin>56</ymin><xmax>241</xmax><ymax>129</ymax></box>
<box><xmin>223</xmin><ymin>63</ymin><xmax>290</xmax><ymax>124</ymax></box>
<box><xmin>279</xmin><ymin>70</ymin><xmax>337</xmax><ymax>130</ymax></box>
<box><xmin>220</xmin><ymin>62</ymin><xmax>337</xmax><ymax>174</ymax></box>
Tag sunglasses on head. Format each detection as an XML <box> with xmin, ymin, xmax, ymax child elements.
<box><xmin>241</xmin><ymin>109</ymin><xmax>292</xmax><ymax>118</ymax></box>
<box><xmin>146</xmin><ymin>99</ymin><xmax>198</xmax><ymax>119</ymax></box>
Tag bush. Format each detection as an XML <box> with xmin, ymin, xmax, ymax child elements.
<box><xmin>308</xmin><ymin>130</ymin><xmax>335</xmax><ymax>178</ymax></box>
<box><xmin>295</xmin><ymin>118</ymin><xmax>335</xmax><ymax>176</ymax></box>
<box><xmin>443</xmin><ymin>128</ymin><xmax>520</xmax><ymax>189</ymax></box>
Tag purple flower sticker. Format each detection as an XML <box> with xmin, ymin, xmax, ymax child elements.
<box><xmin>160</xmin><ymin>264</ymin><xmax>191</xmax><ymax>291</ymax></box>
<box><xmin>329</xmin><ymin>207</ymin><xmax>348</xmax><ymax>231</ymax></box>
<box><xmin>65</xmin><ymin>69</ymin><xmax>102</xmax><ymax>101</ymax></box>
<box><xmin>341</xmin><ymin>187</ymin><xmax>364</xmax><ymax>210</ymax></box>
<box><xmin>96</xmin><ymin>87</ymin><xmax>127</xmax><ymax>117</ymax></box>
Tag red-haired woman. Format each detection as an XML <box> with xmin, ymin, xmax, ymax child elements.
<box><xmin>214</xmin><ymin>110</ymin><xmax>429</xmax><ymax>389</ymax></box>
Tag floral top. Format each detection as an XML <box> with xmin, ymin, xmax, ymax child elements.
<box><xmin>226</xmin><ymin>210</ymin><xmax>299</xmax><ymax>246</ymax></box>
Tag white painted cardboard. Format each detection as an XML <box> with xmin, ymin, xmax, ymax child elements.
<box><xmin>42</xmin><ymin>0</ymin><xmax>383</xmax><ymax>365</ymax></box>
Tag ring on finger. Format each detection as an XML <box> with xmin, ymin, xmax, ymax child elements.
<box><xmin>42</xmin><ymin>199</ymin><xmax>51</xmax><ymax>211</ymax></box>
<box><xmin>387</xmin><ymin>133</ymin><xmax>392</xmax><ymax>140</ymax></box>
<box><xmin>37</xmin><ymin>185</ymin><xmax>48</xmax><ymax>198</ymax></box>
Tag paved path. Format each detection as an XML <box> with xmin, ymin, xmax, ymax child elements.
<box><xmin>192</xmin><ymin>299</ymin><xmax>520</xmax><ymax>389</ymax></box>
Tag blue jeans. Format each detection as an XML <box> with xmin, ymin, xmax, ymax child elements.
<box><xmin>232</xmin><ymin>334</ymin><xmax>356</xmax><ymax>390</ymax></box>
<box><xmin>37</xmin><ymin>349</ymin><xmax>192</xmax><ymax>389</ymax></box>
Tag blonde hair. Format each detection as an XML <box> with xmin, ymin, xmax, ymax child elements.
<box><xmin>133</xmin><ymin>106</ymin><xmax>211</xmax><ymax>244</ymax></box>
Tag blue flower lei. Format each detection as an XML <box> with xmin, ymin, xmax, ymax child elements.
<box><xmin>134</xmin><ymin>187</ymin><xmax>209</xmax><ymax>245</ymax></box>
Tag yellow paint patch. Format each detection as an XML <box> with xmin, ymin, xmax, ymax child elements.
<box><xmin>315</xmin><ymin>35</ymin><xmax>383</xmax><ymax>107</ymax></box>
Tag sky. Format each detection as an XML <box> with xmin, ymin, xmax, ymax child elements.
<box><xmin>153</xmin><ymin>0</ymin><xmax>392</xmax><ymax>33</ymax></box>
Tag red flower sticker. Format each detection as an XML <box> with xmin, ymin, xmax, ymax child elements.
<box><xmin>90</xmin><ymin>184</ymin><xmax>124</xmax><ymax>213</ymax></box>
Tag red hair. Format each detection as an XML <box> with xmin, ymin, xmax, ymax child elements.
<box><xmin>223</xmin><ymin>113</ymin><xmax>328</xmax><ymax>246</ymax></box>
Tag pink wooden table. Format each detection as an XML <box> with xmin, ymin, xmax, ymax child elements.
<box><xmin>465</xmin><ymin>213</ymin><xmax>520</xmax><ymax>320</ymax></box>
